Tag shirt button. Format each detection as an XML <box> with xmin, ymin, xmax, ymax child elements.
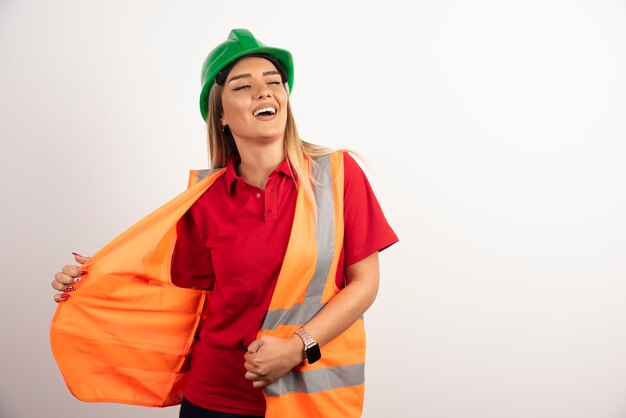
<box><xmin>256</xmin><ymin>193</ymin><xmax>261</xmax><ymax>198</ymax></box>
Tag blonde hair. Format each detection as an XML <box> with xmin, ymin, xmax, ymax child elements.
<box><xmin>206</xmin><ymin>81</ymin><xmax>334</xmax><ymax>207</ymax></box>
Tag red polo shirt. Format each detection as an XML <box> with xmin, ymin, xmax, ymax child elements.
<box><xmin>171</xmin><ymin>152</ymin><xmax>398</xmax><ymax>416</ymax></box>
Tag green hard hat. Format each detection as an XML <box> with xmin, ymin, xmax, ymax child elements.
<box><xmin>199</xmin><ymin>28</ymin><xmax>294</xmax><ymax>121</ymax></box>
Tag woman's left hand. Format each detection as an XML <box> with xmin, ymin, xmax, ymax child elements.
<box><xmin>244</xmin><ymin>335</ymin><xmax>304</xmax><ymax>388</ymax></box>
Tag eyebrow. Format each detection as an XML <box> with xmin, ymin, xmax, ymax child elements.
<box><xmin>228</xmin><ymin>71</ymin><xmax>281</xmax><ymax>83</ymax></box>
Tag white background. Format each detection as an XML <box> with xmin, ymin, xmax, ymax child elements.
<box><xmin>1</xmin><ymin>1</ymin><xmax>626</xmax><ymax>417</ymax></box>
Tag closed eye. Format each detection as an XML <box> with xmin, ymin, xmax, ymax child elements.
<box><xmin>233</xmin><ymin>85</ymin><xmax>251</xmax><ymax>91</ymax></box>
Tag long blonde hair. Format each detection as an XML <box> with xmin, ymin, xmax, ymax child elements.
<box><xmin>206</xmin><ymin>81</ymin><xmax>334</xmax><ymax>207</ymax></box>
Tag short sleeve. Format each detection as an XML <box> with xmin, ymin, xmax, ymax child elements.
<box><xmin>171</xmin><ymin>208</ymin><xmax>215</xmax><ymax>290</ymax></box>
<box><xmin>343</xmin><ymin>151</ymin><xmax>399</xmax><ymax>267</ymax></box>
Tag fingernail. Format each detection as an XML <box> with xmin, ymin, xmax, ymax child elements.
<box><xmin>73</xmin><ymin>277</ymin><xmax>81</xmax><ymax>283</ymax></box>
<box><xmin>66</xmin><ymin>286</ymin><xmax>75</xmax><ymax>292</ymax></box>
<box><xmin>72</xmin><ymin>252</ymin><xmax>83</xmax><ymax>257</ymax></box>
<box><xmin>60</xmin><ymin>293</ymin><xmax>70</xmax><ymax>299</ymax></box>
<box><xmin>80</xmin><ymin>270</ymin><xmax>88</xmax><ymax>276</ymax></box>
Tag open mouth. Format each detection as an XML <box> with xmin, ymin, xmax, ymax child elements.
<box><xmin>253</xmin><ymin>107</ymin><xmax>277</xmax><ymax>117</ymax></box>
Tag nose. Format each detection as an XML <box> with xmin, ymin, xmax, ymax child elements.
<box><xmin>255</xmin><ymin>87</ymin><xmax>272</xmax><ymax>100</ymax></box>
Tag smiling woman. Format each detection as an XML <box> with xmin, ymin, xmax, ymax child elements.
<box><xmin>50</xmin><ymin>28</ymin><xmax>398</xmax><ymax>418</ymax></box>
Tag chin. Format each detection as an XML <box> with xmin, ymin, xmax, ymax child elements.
<box><xmin>257</xmin><ymin>132</ymin><xmax>285</xmax><ymax>143</ymax></box>
<box><xmin>231</xmin><ymin>123</ymin><xmax>286</xmax><ymax>144</ymax></box>
<box><xmin>249</xmin><ymin>127</ymin><xmax>285</xmax><ymax>141</ymax></box>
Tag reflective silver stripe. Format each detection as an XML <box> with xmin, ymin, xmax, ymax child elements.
<box><xmin>194</xmin><ymin>168</ymin><xmax>223</xmax><ymax>184</ymax></box>
<box><xmin>265</xmin><ymin>363</ymin><xmax>365</xmax><ymax>397</ymax></box>
<box><xmin>260</xmin><ymin>155</ymin><xmax>334</xmax><ymax>330</ymax></box>
<box><xmin>306</xmin><ymin>154</ymin><xmax>335</xmax><ymax>301</ymax></box>
<box><xmin>260</xmin><ymin>303</ymin><xmax>323</xmax><ymax>329</ymax></box>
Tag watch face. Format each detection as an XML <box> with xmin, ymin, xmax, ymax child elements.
<box><xmin>306</xmin><ymin>343</ymin><xmax>321</xmax><ymax>364</ymax></box>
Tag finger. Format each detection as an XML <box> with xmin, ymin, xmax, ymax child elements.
<box><xmin>243</xmin><ymin>357</ymin><xmax>263</xmax><ymax>373</ymax></box>
<box><xmin>245</xmin><ymin>371</ymin><xmax>265</xmax><ymax>381</ymax></box>
<box><xmin>247</xmin><ymin>342</ymin><xmax>259</xmax><ymax>354</ymax></box>
<box><xmin>53</xmin><ymin>293</ymin><xmax>70</xmax><ymax>303</ymax></box>
<box><xmin>52</xmin><ymin>281</ymin><xmax>76</xmax><ymax>293</ymax></box>
<box><xmin>244</xmin><ymin>360</ymin><xmax>258</xmax><ymax>373</ymax></box>
<box><xmin>51</xmin><ymin>279</ymin><xmax>66</xmax><ymax>292</ymax></box>
<box><xmin>253</xmin><ymin>380</ymin><xmax>267</xmax><ymax>389</ymax></box>
<box><xmin>247</xmin><ymin>340</ymin><xmax>263</xmax><ymax>354</ymax></box>
<box><xmin>54</xmin><ymin>272</ymin><xmax>76</xmax><ymax>286</ymax></box>
<box><xmin>61</xmin><ymin>265</ymin><xmax>82</xmax><ymax>278</ymax></box>
<box><xmin>244</xmin><ymin>351</ymin><xmax>256</xmax><ymax>363</ymax></box>
<box><xmin>72</xmin><ymin>252</ymin><xmax>90</xmax><ymax>264</ymax></box>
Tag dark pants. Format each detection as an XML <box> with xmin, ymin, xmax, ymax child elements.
<box><xmin>179</xmin><ymin>397</ymin><xmax>264</xmax><ymax>418</ymax></box>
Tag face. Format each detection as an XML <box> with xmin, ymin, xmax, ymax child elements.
<box><xmin>220</xmin><ymin>56</ymin><xmax>289</xmax><ymax>145</ymax></box>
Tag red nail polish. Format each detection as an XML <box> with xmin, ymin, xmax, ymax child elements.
<box><xmin>80</xmin><ymin>270</ymin><xmax>88</xmax><ymax>276</ymax></box>
<box><xmin>66</xmin><ymin>286</ymin><xmax>75</xmax><ymax>292</ymax></box>
<box><xmin>60</xmin><ymin>293</ymin><xmax>70</xmax><ymax>299</ymax></box>
<box><xmin>72</xmin><ymin>252</ymin><xmax>83</xmax><ymax>257</ymax></box>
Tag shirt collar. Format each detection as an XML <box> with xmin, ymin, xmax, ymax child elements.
<box><xmin>224</xmin><ymin>156</ymin><xmax>295</xmax><ymax>194</ymax></box>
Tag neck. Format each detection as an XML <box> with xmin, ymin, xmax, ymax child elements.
<box><xmin>236</xmin><ymin>141</ymin><xmax>285</xmax><ymax>190</ymax></box>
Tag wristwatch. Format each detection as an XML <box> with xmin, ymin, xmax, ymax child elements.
<box><xmin>295</xmin><ymin>327</ymin><xmax>321</xmax><ymax>364</ymax></box>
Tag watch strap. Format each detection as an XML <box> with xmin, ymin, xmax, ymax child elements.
<box><xmin>295</xmin><ymin>327</ymin><xmax>316</xmax><ymax>348</ymax></box>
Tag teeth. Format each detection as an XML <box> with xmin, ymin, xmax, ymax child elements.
<box><xmin>253</xmin><ymin>107</ymin><xmax>276</xmax><ymax>116</ymax></box>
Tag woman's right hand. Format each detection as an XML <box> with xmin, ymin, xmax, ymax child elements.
<box><xmin>52</xmin><ymin>253</ymin><xmax>90</xmax><ymax>303</ymax></box>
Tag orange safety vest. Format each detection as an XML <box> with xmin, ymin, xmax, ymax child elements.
<box><xmin>50</xmin><ymin>151</ymin><xmax>366</xmax><ymax>417</ymax></box>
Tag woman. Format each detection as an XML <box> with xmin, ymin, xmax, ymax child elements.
<box><xmin>51</xmin><ymin>29</ymin><xmax>398</xmax><ymax>418</ymax></box>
